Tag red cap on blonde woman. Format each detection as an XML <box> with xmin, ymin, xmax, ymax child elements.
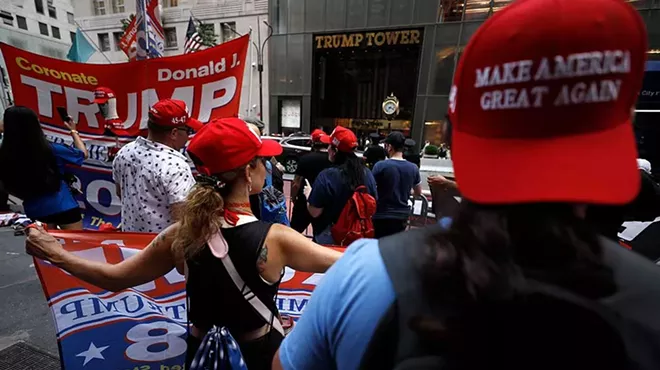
<box><xmin>187</xmin><ymin>118</ymin><xmax>283</xmax><ymax>175</ymax></box>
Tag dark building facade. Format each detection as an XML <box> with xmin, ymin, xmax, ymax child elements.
<box><xmin>268</xmin><ymin>0</ymin><xmax>660</xmax><ymax>149</ymax></box>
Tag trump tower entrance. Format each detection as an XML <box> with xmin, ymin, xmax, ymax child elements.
<box><xmin>312</xmin><ymin>29</ymin><xmax>423</xmax><ymax>147</ymax></box>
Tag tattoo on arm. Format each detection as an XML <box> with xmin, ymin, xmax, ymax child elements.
<box><xmin>257</xmin><ymin>245</ymin><xmax>268</xmax><ymax>273</ymax></box>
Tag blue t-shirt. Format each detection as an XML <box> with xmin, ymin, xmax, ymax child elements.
<box><xmin>22</xmin><ymin>143</ymin><xmax>85</xmax><ymax>219</ymax></box>
<box><xmin>372</xmin><ymin>158</ymin><xmax>422</xmax><ymax>219</ymax></box>
<box><xmin>278</xmin><ymin>239</ymin><xmax>394</xmax><ymax>370</ymax></box>
<box><xmin>308</xmin><ymin>167</ymin><xmax>378</xmax><ymax>234</ymax></box>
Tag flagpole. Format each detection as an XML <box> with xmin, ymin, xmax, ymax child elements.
<box><xmin>74</xmin><ymin>21</ymin><xmax>113</xmax><ymax>64</ymax></box>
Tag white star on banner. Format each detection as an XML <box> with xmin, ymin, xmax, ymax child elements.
<box><xmin>76</xmin><ymin>342</ymin><xmax>109</xmax><ymax>366</ymax></box>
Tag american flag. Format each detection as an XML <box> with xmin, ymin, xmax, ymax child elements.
<box><xmin>184</xmin><ymin>17</ymin><xmax>203</xmax><ymax>54</ymax></box>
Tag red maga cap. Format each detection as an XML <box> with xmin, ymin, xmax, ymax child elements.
<box><xmin>311</xmin><ymin>129</ymin><xmax>330</xmax><ymax>144</ymax></box>
<box><xmin>187</xmin><ymin>118</ymin><xmax>283</xmax><ymax>175</ymax></box>
<box><xmin>148</xmin><ymin>99</ymin><xmax>203</xmax><ymax>131</ymax></box>
<box><xmin>93</xmin><ymin>87</ymin><xmax>115</xmax><ymax>104</ymax></box>
<box><xmin>449</xmin><ymin>0</ymin><xmax>647</xmax><ymax>205</ymax></box>
<box><xmin>330</xmin><ymin>126</ymin><xmax>358</xmax><ymax>153</ymax></box>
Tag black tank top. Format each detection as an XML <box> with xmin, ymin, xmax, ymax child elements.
<box><xmin>186</xmin><ymin>220</ymin><xmax>279</xmax><ymax>333</ymax></box>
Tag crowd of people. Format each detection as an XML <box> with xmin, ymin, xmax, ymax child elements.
<box><xmin>5</xmin><ymin>0</ymin><xmax>660</xmax><ymax>368</ymax></box>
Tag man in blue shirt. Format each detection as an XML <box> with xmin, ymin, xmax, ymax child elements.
<box><xmin>372</xmin><ymin>131</ymin><xmax>422</xmax><ymax>238</ymax></box>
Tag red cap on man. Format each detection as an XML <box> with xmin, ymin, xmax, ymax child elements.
<box><xmin>148</xmin><ymin>99</ymin><xmax>204</xmax><ymax>132</ymax></box>
<box><xmin>187</xmin><ymin>118</ymin><xmax>283</xmax><ymax>175</ymax></box>
<box><xmin>93</xmin><ymin>87</ymin><xmax>115</xmax><ymax>104</ymax></box>
<box><xmin>311</xmin><ymin>129</ymin><xmax>330</xmax><ymax>144</ymax></box>
<box><xmin>448</xmin><ymin>0</ymin><xmax>647</xmax><ymax>205</ymax></box>
<box><xmin>329</xmin><ymin>126</ymin><xmax>358</xmax><ymax>153</ymax></box>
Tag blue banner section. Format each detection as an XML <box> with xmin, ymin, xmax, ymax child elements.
<box><xmin>67</xmin><ymin>165</ymin><xmax>122</xmax><ymax>229</ymax></box>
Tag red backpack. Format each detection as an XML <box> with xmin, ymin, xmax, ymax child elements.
<box><xmin>331</xmin><ymin>185</ymin><xmax>377</xmax><ymax>246</ymax></box>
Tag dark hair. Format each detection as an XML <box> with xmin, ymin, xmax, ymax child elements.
<box><xmin>147</xmin><ymin>119</ymin><xmax>175</xmax><ymax>134</ymax></box>
<box><xmin>408</xmin><ymin>202</ymin><xmax>619</xmax><ymax>367</ymax></box>
<box><xmin>333</xmin><ymin>148</ymin><xmax>365</xmax><ymax>190</ymax></box>
<box><xmin>0</xmin><ymin>106</ymin><xmax>61</xmax><ymax>199</ymax></box>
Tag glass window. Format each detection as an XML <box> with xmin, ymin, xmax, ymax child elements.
<box><xmin>162</xmin><ymin>0</ymin><xmax>179</xmax><ymax>7</ymax></box>
<box><xmin>67</xmin><ymin>12</ymin><xmax>75</xmax><ymax>25</ymax></box>
<box><xmin>287</xmin><ymin>34</ymin><xmax>304</xmax><ymax>94</ymax></box>
<box><xmin>305</xmin><ymin>0</ymin><xmax>325</xmax><ymax>32</ymax></box>
<box><xmin>111</xmin><ymin>0</ymin><xmax>125</xmax><ymax>13</ymax></box>
<box><xmin>70</xmin><ymin>31</ymin><xmax>76</xmax><ymax>43</ymax></box>
<box><xmin>367</xmin><ymin>0</ymin><xmax>388</xmax><ymax>27</ymax></box>
<box><xmin>492</xmin><ymin>0</ymin><xmax>514</xmax><ymax>13</ymax></box>
<box><xmin>113</xmin><ymin>31</ymin><xmax>123</xmax><ymax>50</ymax></box>
<box><xmin>390</xmin><ymin>0</ymin><xmax>414</xmax><ymax>26</ymax></box>
<box><xmin>48</xmin><ymin>5</ymin><xmax>56</xmax><ymax>18</ymax></box>
<box><xmin>98</xmin><ymin>33</ymin><xmax>111</xmax><ymax>51</ymax></box>
<box><xmin>325</xmin><ymin>0</ymin><xmax>346</xmax><ymax>30</ymax></box>
<box><xmin>439</xmin><ymin>0</ymin><xmax>465</xmax><ymax>22</ymax></box>
<box><xmin>52</xmin><ymin>26</ymin><xmax>60</xmax><ymax>39</ymax></box>
<box><xmin>413</xmin><ymin>0</ymin><xmax>439</xmax><ymax>24</ymax></box>
<box><xmin>423</xmin><ymin>97</ymin><xmax>450</xmax><ymax>148</ymax></box>
<box><xmin>430</xmin><ymin>23</ymin><xmax>460</xmax><ymax>95</ymax></box>
<box><xmin>460</xmin><ymin>21</ymin><xmax>482</xmax><ymax>45</ymax></box>
<box><xmin>164</xmin><ymin>28</ymin><xmax>177</xmax><ymax>48</ymax></box>
<box><xmin>281</xmin><ymin>100</ymin><xmax>303</xmax><ymax>133</ymax></box>
<box><xmin>39</xmin><ymin>22</ymin><xmax>48</xmax><ymax>35</ymax></box>
<box><xmin>347</xmin><ymin>0</ymin><xmax>367</xmax><ymax>29</ymax></box>
<box><xmin>221</xmin><ymin>22</ymin><xmax>237</xmax><ymax>43</ymax></box>
<box><xmin>286</xmin><ymin>138</ymin><xmax>309</xmax><ymax>147</ymax></box>
<box><xmin>17</xmin><ymin>15</ymin><xmax>27</xmax><ymax>30</ymax></box>
<box><xmin>35</xmin><ymin>0</ymin><xmax>44</xmax><ymax>14</ymax></box>
<box><xmin>288</xmin><ymin>0</ymin><xmax>305</xmax><ymax>33</ymax></box>
<box><xmin>464</xmin><ymin>0</ymin><xmax>490</xmax><ymax>21</ymax></box>
<box><xmin>93</xmin><ymin>0</ymin><xmax>106</xmax><ymax>16</ymax></box>
<box><xmin>1</xmin><ymin>11</ymin><xmax>12</xmax><ymax>26</ymax></box>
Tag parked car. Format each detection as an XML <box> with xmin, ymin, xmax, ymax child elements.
<box><xmin>262</xmin><ymin>135</ymin><xmax>312</xmax><ymax>173</ymax></box>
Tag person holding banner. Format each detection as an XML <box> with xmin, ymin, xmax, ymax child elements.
<box><xmin>0</xmin><ymin>106</ymin><xmax>88</xmax><ymax>229</ymax></box>
<box><xmin>273</xmin><ymin>0</ymin><xmax>660</xmax><ymax>369</ymax></box>
<box><xmin>26</xmin><ymin>117</ymin><xmax>341</xmax><ymax>370</ymax></box>
<box><xmin>112</xmin><ymin>99</ymin><xmax>202</xmax><ymax>233</ymax></box>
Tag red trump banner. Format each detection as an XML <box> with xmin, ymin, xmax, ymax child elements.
<box><xmin>34</xmin><ymin>230</ymin><xmax>343</xmax><ymax>369</ymax></box>
<box><xmin>0</xmin><ymin>38</ymin><xmax>249</xmax><ymax>229</ymax></box>
<box><xmin>0</xmin><ymin>35</ymin><xmax>249</xmax><ymax>137</ymax></box>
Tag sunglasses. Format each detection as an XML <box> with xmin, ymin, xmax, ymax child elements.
<box><xmin>177</xmin><ymin>127</ymin><xmax>194</xmax><ymax>135</ymax></box>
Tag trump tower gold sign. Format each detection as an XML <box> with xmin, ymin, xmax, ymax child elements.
<box><xmin>315</xmin><ymin>29</ymin><xmax>423</xmax><ymax>49</ymax></box>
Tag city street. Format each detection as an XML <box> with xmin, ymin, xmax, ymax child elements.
<box><xmin>0</xmin><ymin>228</ymin><xmax>58</xmax><ymax>356</ymax></box>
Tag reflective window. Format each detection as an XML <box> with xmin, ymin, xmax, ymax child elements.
<box><xmin>48</xmin><ymin>5</ymin><xmax>56</xmax><ymax>19</ymax></box>
<box><xmin>460</xmin><ymin>21</ymin><xmax>482</xmax><ymax>45</ymax></box>
<box><xmin>272</xmin><ymin>0</ymin><xmax>288</xmax><ymax>34</ymax></box>
<box><xmin>430</xmin><ymin>24</ymin><xmax>460</xmax><ymax>95</ymax></box>
<box><xmin>271</xmin><ymin>35</ymin><xmax>288</xmax><ymax>95</ymax></box>
<box><xmin>439</xmin><ymin>0</ymin><xmax>466</xmax><ymax>22</ymax></box>
<box><xmin>414</xmin><ymin>0</ymin><xmax>440</xmax><ymax>24</ymax></box>
<box><xmin>17</xmin><ymin>15</ymin><xmax>27</xmax><ymax>30</ymax></box>
<box><xmin>113</xmin><ymin>31</ymin><xmax>124</xmax><ymax>51</ymax></box>
<box><xmin>39</xmin><ymin>22</ymin><xmax>48</xmax><ymax>36</ymax></box>
<box><xmin>423</xmin><ymin>96</ymin><xmax>450</xmax><ymax>148</ymax></box>
<box><xmin>164</xmin><ymin>28</ymin><xmax>177</xmax><ymax>48</ymax></box>
<box><xmin>98</xmin><ymin>33</ymin><xmax>110</xmax><ymax>52</ymax></box>
<box><xmin>52</xmin><ymin>26</ymin><xmax>61</xmax><ymax>39</ymax></box>
<box><xmin>464</xmin><ymin>0</ymin><xmax>490</xmax><ymax>21</ymax></box>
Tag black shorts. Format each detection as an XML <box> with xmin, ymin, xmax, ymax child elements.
<box><xmin>36</xmin><ymin>207</ymin><xmax>82</xmax><ymax>226</ymax></box>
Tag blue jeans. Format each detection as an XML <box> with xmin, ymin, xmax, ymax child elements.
<box><xmin>313</xmin><ymin>226</ymin><xmax>335</xmax><ymax>245</ymax></box>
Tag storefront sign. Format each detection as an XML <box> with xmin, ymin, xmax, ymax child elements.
<box><xmin>315</xmin><ymin>29</ymin><xmax>422</xmax><ymax>49</ymax></box>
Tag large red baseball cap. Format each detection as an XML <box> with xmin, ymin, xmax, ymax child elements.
<box><xmin>93</xmin><ymin>87</ymin><xmax>115</xmax><ymax>104</ymax></box>
<box><xmin>311</xmin><ymin>129</ymin><xmax>330</xmax><ymax>144</ymax></box>
<box><xmin>148</xmin><ymin>99</ymin><xmax>203</xmax><ymax>131</ymax></box>
<box><xmin>330</xmin><ymin>126</ymin><xmax>358</xmax><ymax>153</ymax></box>
<box><xmin>187</xmin><ymin>118</ymin><xmax>283</xmax><ymax>175</ymax></box>
<box><xmin>449</xmin><ymin>0</ymin><xmax>647</xmax><ymax>205</ymax></box>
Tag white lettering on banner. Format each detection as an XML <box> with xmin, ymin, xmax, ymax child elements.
<box><xmin>137</xmin><ymin>87</ymin><xmax>195</xmax><ymax>130</ymax></box>
<box><xmin>20</xmin><ymin>75</ymin><xmax>62</xmax><ymax>117</ymax></box>
<box><xmin>121</xmin><ymin>92</ymin><xmax>138</xmax><ymax>129</ymax></box>
<box><xmin>63</xmin><ymin>86</ymin><xmax>101</xmax><ymax>128</ymax></box>
<box><xmin>157</xmin><ymin>56</ymin><xmax>238</xmax><ymax>82</ymax></box>
<box><xmin>86</xmin><ymin>180</ymin><xmax>121</xmax><ymax>216</ymax></box>
<box><xmin>125</xmin><ymin>321</ymin><xmax>187</xmax><ymax>362</ymax></box>
<box><xmin>198</xmin><ymin>77</ymin><xmax>238</xmax><ymax>122</ymax></box>
<box><xmin>53</xmin><ymin>291</ymin><xmax>187</xmax><ymax>337</ymax></box>
<box><xmin>474</xmin><ymin>49</ymin><xmax>631</xmax><ymax>111</ymax></box>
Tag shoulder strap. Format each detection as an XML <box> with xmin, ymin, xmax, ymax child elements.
<box><xmin>377</xmin><ymin>226</ymin><xmax>446</xmax><ymax>362</ymax></box>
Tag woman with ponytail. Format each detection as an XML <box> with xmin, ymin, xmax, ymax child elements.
<box><xmin>26</xmin><ymin>118</ymin><xmax>342</xmax><ymax>369</ymax></box>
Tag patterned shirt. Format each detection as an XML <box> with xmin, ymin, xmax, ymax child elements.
<box><xmin>112</xmin><ymin>137</ymin><xmax>195</xmax><ymax>233</ymax></box>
